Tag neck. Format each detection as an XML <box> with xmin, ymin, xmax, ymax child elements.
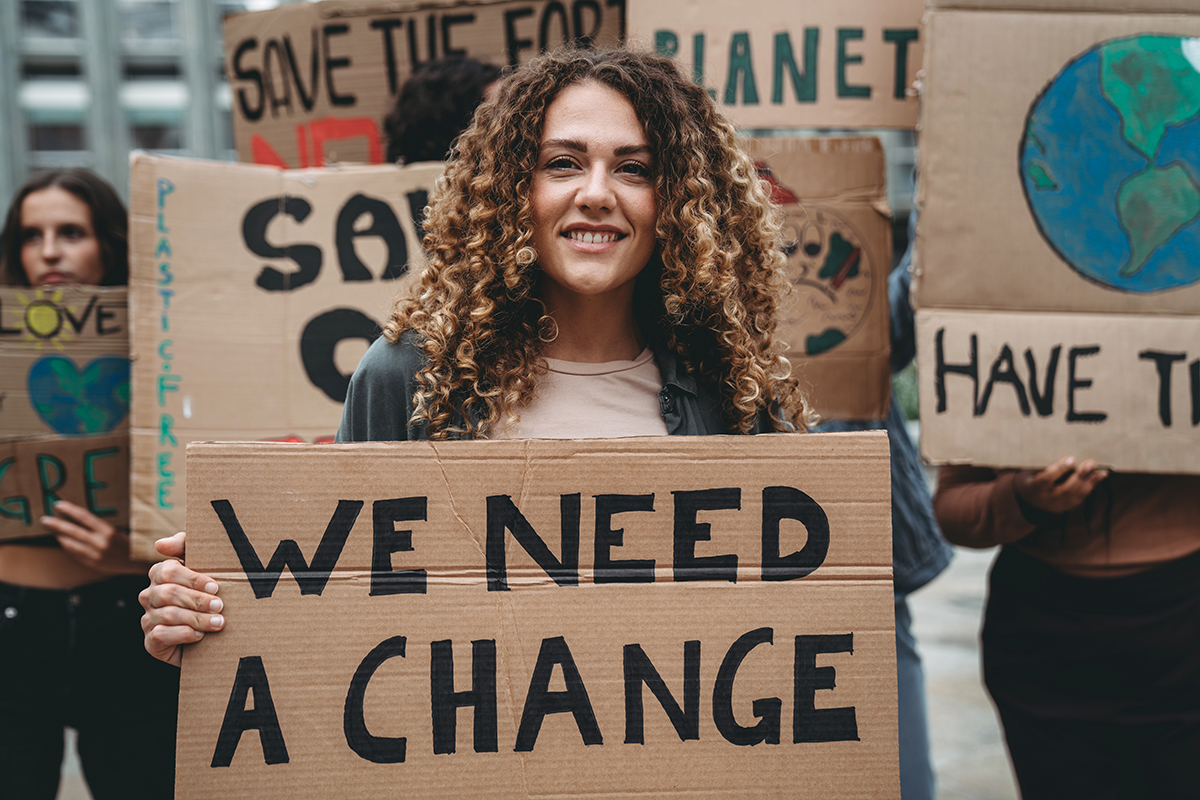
<box><xmin>541</xmin><ymin>289</ymin><xmax>644</xmax><ymax>363</ymax></box>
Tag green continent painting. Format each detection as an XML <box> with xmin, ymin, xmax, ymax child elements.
<box><xmin>1020</xmin><ymin>35</ymin><xmax>1200</xmax><ymax>293</ymax></box>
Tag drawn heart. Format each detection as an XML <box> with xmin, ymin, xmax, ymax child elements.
<box><xmin>806</xmin><ymin>328</ymin><xmax>847</xmax><ymax>356</ymax></box>
<box><xmin>28</xmin><ymin>355</ymin><xmax>131</xmax><ymax>434</ymax></box>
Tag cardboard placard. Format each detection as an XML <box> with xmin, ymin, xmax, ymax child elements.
<box><xmin>0</xmin><ymin>286</ymin><xmax>129</xmax><ymax>437</ymax></box>
<box><xmin>179</xmin><ymin>433</ymin><xmax>897</xmax><ymax>799</ymax></box>
<box><xmin>0</xmin><ymin>432</ymin><xmax>129</xmax><ymax>543</ymax></box>
<box><xmin>223</xmin><ymin>0</ymin><xmax>623</xmax><ymax>167</ymax></box>
<box><xmin>628</xmin><ymin>0</ymin><xmax>923</xmax><ymax>130</ymax></box>
<box><xmin>915</xmin><ymin>0</ymin><xmax>1200</xmax><ymax>473</ymax></box>
<box><xmin>0</xmin><ymin>286</ymin><xmax>130</xmax><ymax>541</ymax></box>
<box><xmin>744</xmin><ymin>137</ymin><xmax>891</xmax><ymax>422</ymax></box>
<box><xmin>128</xmin><ymin>154</ymin><xmax>438</xmax><ymax>559</ymax></box>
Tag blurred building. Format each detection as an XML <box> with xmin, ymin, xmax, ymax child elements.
<box><xmin>0</xmin><ymin>0</ymin><xmax>299</xmax><ymax>204</ymax></box>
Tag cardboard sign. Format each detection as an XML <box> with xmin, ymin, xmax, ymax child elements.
<box><xmin>915</xmin><ymin>0</ymin><xmax>1200</xmax><ymax>473</ymax></box>
<box><xmin>128</xmin><ymin>154</ymin><xmax>438</xmax><ymax>559</ymax></box>
<box><xmin>628</xmin><ymin>0</ymin><xmax>923</xmax><ymax>130</ymax></box>
<box><xmin>744</xmin><ymin>137</ymin><xmax>891</xmax><ymax>421</ymax></box>
<box><xmin>223</xmin><ymin>0</ymin><xmax>624</xmax><ymax>167</ymax></box>
<box><xmin>179</xmin><ymin>433</ymin><xmax>897</xmax><ymax>799</ymax></box>
<box><xmin>0</xmin><ymin>286</ymin><xmax>129</xmax><ymax>437</ymax></box>
<box><xmin>0</xmin><ymin>286</ymin><xmax>130</xmax><ymax>541</ymax></box>
<box><xmin>0</xmin><ymin>432</ymin><xmax>128</xmax><ymax>543</ymax></box>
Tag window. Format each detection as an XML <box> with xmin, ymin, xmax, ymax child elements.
<box><xmin>28</xmin><ymin>123</ymin><xmax>85</xmax><ymax>151</ymax></box>
<box><xmin>20</xmin><ymin>0</ymin><xmax>79</xmax><ymax>39</ymax></box>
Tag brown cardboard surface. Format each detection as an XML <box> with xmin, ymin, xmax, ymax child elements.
<box><xmin>0</xmin><ymin>432</ymin><xmax>128</xmax><ymax>543</ymax></box>
<box><xmin>628</xmin><ymin>0</ymin><xmax>923</xmax><ymax>130</ymax></box>
<box><xmin>223</xmin><ymin>0</ymin><xmax>622</xmax><ymax>167</ymax></box>
<box><xmin>0</xmin><ymin>286</ymin><xmax>130</xmax><ymax>539</ymax></box>
<box><xmin>915</xmin><ymin>6</ymin><xmax>1200</xmax><ymax>472</ymax></box>
<box><xmin>128</xmin><ymin>154</ymin><xmax>438</xmax><ymax>559</ymax></box>
<box><xmin>917</xmin><ymin>9</ymin><xmax>1200</xmax><ymax>315</ymax></box>
<box><xmin>178</xmin><ymin>433</ymin><xmax>897</xmax><ymax>798</ymax></box>
<box><xmin>744</xmin><ymin>137</ymin><xmax>891</xmax><ymax>421</ymax></box>
<box><xmin>930</xmin><ymin>0</ymin><xmax>1196</xmax><ymax>10</ymax></box>
<box><xmin>0</xmin><ymin>286</ymin><xmax>129</xmax><ymax>437</ymax></box>
<box><xmin>916</xmin><ymin>308</ymin><xmax>1200</xmax><ymax>473</ymax></box>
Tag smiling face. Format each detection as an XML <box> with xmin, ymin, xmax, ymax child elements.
<box><xmin>19</xmin><ymin>186</ymin><xmax>105</xmax><ymax>286</ymax></box>
<box><xmin>530</xmin><ymin>81</ymin><xmax>657</xmax><ymax>312</ymax></box>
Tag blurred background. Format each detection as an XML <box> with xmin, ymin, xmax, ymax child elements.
<box><xmin>0</xmin><ymin>0</ymin><xmax>282</xmax><ymax>206</ymax></box>
<box><xmin>1</xmin><ymin>3</ymin><xmax>1009</xmax><ymax>799</ymax></box>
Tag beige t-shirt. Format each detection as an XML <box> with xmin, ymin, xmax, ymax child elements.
<box><xmin>492</xmin><ymin>348</ymin><xmax>669</xmax><ymax>439</ymax></box>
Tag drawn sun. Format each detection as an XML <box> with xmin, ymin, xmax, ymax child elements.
<box><xmin>17</xmin><ymin>288</ymin><xmax>75</xmax><ymax>351</ymax></box>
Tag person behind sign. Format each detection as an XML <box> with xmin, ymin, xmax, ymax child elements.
<box><xmin>0</xmin><ymin>168</ymin><xmax>177</xmax><ymax>799</ymax></box>
<box><xmin>139</xmin><ymin>47</ymin><xmax>811</xmax><ymax>661</ymax></box>
<box><xmin>383</xmin><ymin>56</ymin><xmax>502</xmax><ymax>165</ymax></box>
<box><xmin>934</xmin><ymin>460</ymin><xmax>1200</xmax><ymax>798</ymax></box>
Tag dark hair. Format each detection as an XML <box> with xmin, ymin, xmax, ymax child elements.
<box><xmin>0</xmin><ymin>168</ymin><xmax>128</xmax><ymax>286</ymax></box>
<box><xmin>383</xmin><ymin>57</ymin><xmax>502</xmax><ymax>164</ymax></box>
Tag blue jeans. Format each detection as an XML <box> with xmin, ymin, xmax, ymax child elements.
<box><xmin>0</xmin><ymin>575</ymin><xmax>178</xmax><ymax>800</ymax></box>
<box><xmin>897</xmin><ymin>593</ymin><xmax>936</xmax><ymax>800</ymax></box>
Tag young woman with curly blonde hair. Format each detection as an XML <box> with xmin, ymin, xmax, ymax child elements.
<box><xmin>341</xmin><ymin>46</ymin><xmax>808</xmax><ymax>441</ymax></box>
<box><xmin>141</xmin><ymin>47</ymin><xmax>809</xmax><ymax>666</ymax></box>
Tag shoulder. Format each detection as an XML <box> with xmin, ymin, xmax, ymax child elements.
<box><xmin>354</xmin><ymin>329</ymin><xmax>426</xmax><ymax>385</ymax></box>
<box><xmin>337</xmin><ymin>330</ymin><xmax>427</xmax><ymax>442</ymax></box>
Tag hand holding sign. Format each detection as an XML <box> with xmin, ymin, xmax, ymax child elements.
<box><xmin>1012</xmin><ymin>456</ymin><xmax>1108</xmax><ymax>515</ymax></box>
<box><xmin>42</xmin><ymin>499</ymin><xmax>144</xmax><ymax>575</ymax></box>
<box><xmin>140</xmin><ymin>531</ymin><xmax>225</xmax><ymax>667</ymax></box>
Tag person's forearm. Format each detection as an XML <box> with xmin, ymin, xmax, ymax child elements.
<box><xmin>933</xmin><ymin>468</ymin><xmax>1039</xmax><ymax>548</ymax></box>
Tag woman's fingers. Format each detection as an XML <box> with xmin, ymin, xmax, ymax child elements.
<box><xmin>145</xmin><ymin>579</ymin><xmax>224</xmax><ymax>615</ymax></box>
<box><xmin>1015</xmin><ymin>456</ymin><xmax>1109</xmax><ymax>515</ymax></box>
<box><xmin>140</xmin><ymin>537</ymin><xmax>223</xmax><ymax>665</ymax></box>
<box><xmin>141</xmin><ymin>601</ymin><xmax>224</xmax><ymax>635</ymax></box>
<box><xmin>1036</xmin><ymin>456</ymin><xmax>1076</xmax><ymax>488</ymax></box>
<box><xmin>47</xmin><ymin>499</ymin><xmax>105</xmax><ymax>531</ymax></box>
<box><xmin>53</xmin><ymin>525</ymin><xmax>102</xmax><ymax>563</ymax></box>
<box><xmin>155</xmin><ymin>531</ymin><xmax>186</xmax><ymax>559</ymax></box>
<box><xmin>149</xmin><ymin>557</ymin><xmax>218</xmax><ymax>596</ymax></box>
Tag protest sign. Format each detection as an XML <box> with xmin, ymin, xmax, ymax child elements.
<box><xmin>178</xmin><ymin>432</ymin><xmax>897</xmax><ymax>799</ymax></box>
<box><xmin>629</xmin><ymin>0</ymin><xmax>923</xmax><ymax>130</ymax></box>
<box><xmin>223</xmin><ymin>0</ymin><xmax>623</xmax><ymax>167</ymax></box>
<box><xmin>0</xmin><ymin>286</ymin><xmax>130</xmax><ymax>541</ymax></box>
<box><xmin>744</xmin><ymin>136</ymin><xmax>891</xmax><ymax>421</ymax></box>
<box><xmin>0</xmin><ymin>432</ymin><xmax>128</xmax><ymax>543</ymax></box>
<box><xmin>915</xmin><ymin>0</ymin><xmax>1200</xmax><ymax>473</ymax></box>
<box><xmin>128</xmin><ymin>154</ymin><xmax>438</xmax><ymax>559</ymax></box>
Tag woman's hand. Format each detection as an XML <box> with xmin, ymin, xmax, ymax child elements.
<box><xmin>42</xmin><ymin>499</ymin><xmax>143</xmax><ymax>575</ymax></box>
<box><xmin>1012</xmin><ymin>456</ymin><xmax>1108</xmax><ymax>515</ymax></box>
<box><xmin>139</xmin><ymin>532</ymin><xmax>225</xmax><ymax>667</ymax></box>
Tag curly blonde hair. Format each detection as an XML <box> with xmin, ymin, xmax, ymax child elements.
<box><xmin>384</xmin><ymin>47</ymin><xmax>810</xmax><ymax>438</ymax></box>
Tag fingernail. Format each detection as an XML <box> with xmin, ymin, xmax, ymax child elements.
<box><xmin>210</xmin><ymin>598</ymin><xmax>223</xmax><ymax>613</ymax></box>
<box><xmin>204</xmin><ymin>582</ymin><xmax>218</xmax><ymax>594</ymax></box>
<box><xmin>194</xmin><ymin>630</ymin><xmax>204</xmax><ymax>641</ymax></box>
<box><xmin>211</xmin><ymin>615</ymin><xmax>224</xmax><ymax>629</ymax></box>
<box><xmin>1064</xmin><ymin>457</ymin><xmax>1075</xmax><ymax>466</ymax></box>
<box><xmin>39</xmin><ymin>516</ymin><xmax>52</xmax><ymax>525</ymax></box>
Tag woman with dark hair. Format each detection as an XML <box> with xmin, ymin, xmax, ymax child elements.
<box><xmin>0</xmin><ymin>168</ymin><xmax>176</xmax><ymax>799</ymax></box>
<box><xmin>383</xmin><ymin>56</ymin><xmax>502</xmax><ymax>165</ymax></box>
<box><xmin>0</xmin><ymin>167</ymin><xmax>129</xmax><ymax>287</ymax></box>
<box><xmin>141</xmin><ymin>48</ymin><xmax>810</xmax><ymax>662</ymax></box>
